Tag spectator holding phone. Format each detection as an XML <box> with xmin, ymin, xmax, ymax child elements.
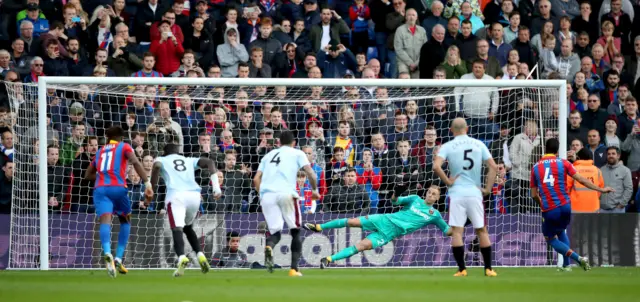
<box><xmin>42</xmin><ymin>39</ymin><xmax>69</xmax><ymax>76</ymax></box>
<box><xmin>150</xmin><ymin>20</ymin><xmax>185</xmax><ymax>76</ymax></box>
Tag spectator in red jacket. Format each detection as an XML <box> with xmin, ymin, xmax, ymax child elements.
<box><xmin>150</xmin><ymin>10</ymin><xmax>185</xmax><ymax>45</ymax></box>
<box><xmin>150</xmin><ymin>20</ymin><xmax>185</xmax><ymax>76</ymax></box>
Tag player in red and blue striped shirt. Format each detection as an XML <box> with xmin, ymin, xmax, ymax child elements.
<box><xmin>530</xmin><ymin>138</ymin><xmax>613</xmax><ymax>272</ymax></box>
<box><xmin>85</xmin><ymin>127</ymin><xmax>153</xmax><ymax>278</ymax></box>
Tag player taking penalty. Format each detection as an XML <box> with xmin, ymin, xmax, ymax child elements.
<box><xmin>253</xmin><ymin>130</ymin><xmax>321</xmax><ymax>277</ymax></box>
<box><xmin>85</xmin><ymin>127</ymin><xmax>153</xmax><ymax>278</ymax></box>
<box><xmin>305</xmin><ymin>186</ymin><xmax>452</xmax><ymax>268</ymax></box>
<box><xmin>150</xmin><ymin>143</ymin><xmax>222</xmax><ymax>277</ymax></box>
<box><xmin>433</xmin><ymin>118</ymin><xmax>498</xmax><ymax>277</ymax></box>
<box><xmin>530</xmin><ymin>138</ymin><xmax>613</xmax><ymax>271</ymax></box>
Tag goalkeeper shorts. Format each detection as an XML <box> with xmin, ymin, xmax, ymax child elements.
<box><xmin>359</xmin><ymin>214</ymin><xmax>401</xmax><ymax>249</ymax></box>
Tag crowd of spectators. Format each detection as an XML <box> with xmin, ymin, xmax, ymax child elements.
<box><xmin>0</xmin><ymin>0</ymin><xmax>640</xmax><ymax>216</ymax></box>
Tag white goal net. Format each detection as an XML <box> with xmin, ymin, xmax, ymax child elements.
<box><xmin>1</xmin><ymin>77</ymin><xmax>566</xmax><ymax>269</ymax></box>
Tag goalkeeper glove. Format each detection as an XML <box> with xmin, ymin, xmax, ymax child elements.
<box><xmin>393</xmin><ymin>184</ymin><xmax>409</xmax><ymax>197</ymax></box>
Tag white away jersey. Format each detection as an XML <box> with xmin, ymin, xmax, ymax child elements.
<box><xmin>437</xmin><ymin>134</ymin><xmax>492</xmax><ymax>198</ymax></box>
<box><xmin>155</xmin><ymin>154</ymin><xmax>201</xmax><ymax>195</ymax></box>
<box><xmin>258</xmin><ymin>146</ymin><xmax>310</xmax><ymax>195</ymax></box>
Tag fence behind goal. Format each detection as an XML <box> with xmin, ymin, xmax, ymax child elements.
<box><xmin>1</xmin><ymin>77</ymin><xmax>566</xmax><ymax>269</ymax></box>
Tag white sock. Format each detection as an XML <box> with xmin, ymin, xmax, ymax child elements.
<box><xmin>178</xmin><ymin>255</ymin><xmax>187</xmax><ymax>262</ymax></box>
<box><xmin>197</xmin><ymin>252</ymin><xmax>205</xmax><ymax>258</ymax></box>
<box><xmin>115</xmin><ymin>257</ymin><xmax>122</xmax><ymax>263</ymax></box>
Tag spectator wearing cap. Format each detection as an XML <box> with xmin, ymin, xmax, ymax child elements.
<box><xmin>218</xmin><ymin>27</ymin><xmax>249</xmax><ymax>78</ymax></box>
<box><xmin>604</xmin><ymin>115</ymin><xmax>621</xmax><ymax>147</ymax></box>
<box><xmin>303</xmin><ymin>0</ymin><xmax>321</xmax><ymax>28</ymax></box>
<box><xmin>600</xmin><ymin>146</ymin><xmax>633</xmax><ymax>213</ymax></box>
<box><xmin>16</xmin><ymin>0</ymin><xmax>46</xmax><ymax>23</ymax></box>
<box><xmin>395</xmin><ymin>8</ymin><xmax>427</xmax><ymax>79</ymax></box>
<box><xmin>316</xmin><ymin>40</ymin><xmax>357</xmax><ymax>78</ymax></box>
<box><xmin>621</xmin><ymin>116</ymin><xmax>640</xmax><ymax>171</ymax></box>
<box><xmin>583</xmin><ymin>94</ymin><xmax>609</xmax><ymax>138</ymax></box>
<box><xmin>19</xmin><ymin>4</ymin><xmax>49</xmax><ymax>38</ymax></box>
<box><xmin>134</xmin><ymin>0</ymin><xmax>167</xmax><ymax>50</ymax></box>
<box><xmin>309</xmin><ymin>7</ymin><xmax>349</xmax><ymax>53</ymax></box>
<box><xmin>60</xmin><ymin>102</ymin><xmax>96</xmax><ymax>139</ymax></box>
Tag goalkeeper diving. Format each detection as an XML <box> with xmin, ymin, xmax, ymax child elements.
<box><xmin>304</xmin><ymin>186</ymin><xmax>452</xmax><ymax>268</ymax></box>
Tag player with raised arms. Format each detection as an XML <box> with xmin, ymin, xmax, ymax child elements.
<box><xmin>305</xmin><ymin>186</ymin><xmax>452</xmax><ymax>268</ymax></box>
<box><xmin>150</xmin><ymin>143</ymin><xmax>222</xmax><ymax>277</ymax></box>
<box><xmin>253</xmin><ymin>130</ymin><xmax>321</xmax><ymax>277</ymax></box>
<box><xmin>85</xmin><ymin>126</ymin><xmax>153</xmax><ymax>278</ymax></box>
<box><xmin>433</xmin><ymin>118</ymin><xmax>498</xmax><ymax>277</ymax></box>
<box><xmin>530</xmin><ymin>138</ymin><xmax>613</xmax><ymax>271</ymax></box>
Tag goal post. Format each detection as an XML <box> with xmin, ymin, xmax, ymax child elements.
<box><xmin>9</xmin><ymin>77</ymin><xmax>567</xmax><ymax>270</ymax></box>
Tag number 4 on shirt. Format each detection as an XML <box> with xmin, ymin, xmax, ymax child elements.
<box><xmin>543</xmin><ymin>167</ymin><xmax>555</xmax><ymax>186</ymax></box>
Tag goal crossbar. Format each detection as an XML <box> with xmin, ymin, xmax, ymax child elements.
<box><xmin>34</xmin><ymin>77</ymin><xmax>568</xmax><ymax>270</ymax></box>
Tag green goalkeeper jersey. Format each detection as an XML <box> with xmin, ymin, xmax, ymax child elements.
<box><xmin>387</xmin><ymin>195</ymin><xmax>450</xmax><ymax>236</ymax></box>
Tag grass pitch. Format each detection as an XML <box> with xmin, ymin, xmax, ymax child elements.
<box><xmin>1</xmin><ymin>267</ymin><xmax>638</xmax><ymax>302</ymax></box>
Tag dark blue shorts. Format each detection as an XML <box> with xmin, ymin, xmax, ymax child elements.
<box><xmin>93</xmin><ymin>186</ymin><xmax>131</xmax><ymax>218</ymax></box>
<box><xmin>541</xmin><ymin>204</ymin><xmax>571</xmax><ymax>239</ymax></box>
